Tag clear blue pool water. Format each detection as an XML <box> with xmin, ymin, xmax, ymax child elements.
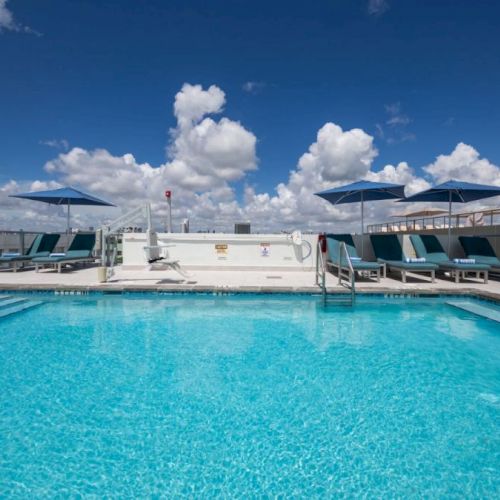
<box><xmin>0</xmin><ymin>294</ymin><xmax>499</xmax><ymax>497</ymax></box>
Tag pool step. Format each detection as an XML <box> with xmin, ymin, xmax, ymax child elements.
<box><xmin>324</xmin><ymin>294</ymin><xmax>355</xmax><ymax>307</ymax></box>
<box><xmin>446</xmin><ymin>301</ymin><xmax>500</xmax><ymax>323</ymax></box>
<box><xmin>0</xmin><ymin>296</ymin><xmax>44</xmax><ymax>319</ymax></box>
<box><xmin>0</xmin><ymin>297</ymin><xmax>30</xmax><ymax>308</ymax></box>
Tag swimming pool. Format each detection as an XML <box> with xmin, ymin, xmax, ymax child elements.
<box><xmin>0</xmin><ymin>293</ymin><xmax>499</xmax><ymax>496</ymax></box>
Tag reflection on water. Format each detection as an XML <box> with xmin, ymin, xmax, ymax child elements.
<box><xmin>1</xmin><ymin>294</ymin><xmax>499</xmax><ymax>497</ymax></box>
<box><xmin>478</xmin><ymin>392</ymin><xmax>500</xmax><ymax>407</ymax></box>
<box><xmin>170</xmin><ymin>303</ymin><xmax>256</xmax><ymax>396</ymax></box>
<box><xmin>433</xmin><ymin>314</ymin><xmax>481</xmax><ymax>341</ymax></box>
<box><xmin>300</xmin><ymin>304</ymin><xmax>375</xmax><ymax>351</ymax></box>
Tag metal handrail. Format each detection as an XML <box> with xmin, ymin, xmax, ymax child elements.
<box><xmin>367</xmin><ymin>206</ymin><xmax>500</xmax><ymax>234</ymax></box>
<box><xmin>338</xmin><ymin>241</ymin><xmax>356</xmax><ymax>304</ymax></box>
<box><xmin>315</xmin><ymin>240</ymin><xmax>326</xmax><ymax>302</ymax></box>
<box><xmin>100</xmin><ymin>203</ymin><xmax>151</xmax><ymax>265</ymax></box>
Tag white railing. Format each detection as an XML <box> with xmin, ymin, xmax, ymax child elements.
<box><xmin>368</xmin><ymin>207</ymin><xmax>500</xmax><ymax>234</ymax></box>
<box><xmin>338</xmin><ymin>241</ymin><xmax>356</xmax><ymax>304</ymax></box>
<box><xmin>100</xmin><ymin>204</ymin><xmax>151</xmax><ymax>265</ymax></box>
<box><xmin>315</xmin><ymin>240</ymin><xmax>326</xmax><ymax>302</ymax></box>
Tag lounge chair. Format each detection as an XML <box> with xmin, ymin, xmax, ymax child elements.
<box><xmin>33</xmin><ymin>233</ymin><xmax>96</xmax><ymax>273</ymax></box>
<box><xmin>459</xmin><ymin>236</ymin><xmax>500</xmax><ymax>272</ymax></box>
<box><xmin>410</xmin><ymin>234</ymin><xmax>489</xmax><ymax>283</ymax></box>
<box><xmin>0</xmin><ymin>233</ymin><xmax>60</xmax><ymax>272</ymax></box>
<box><xmin>326</xmin><ymin>234</ymin><xmax>382</xmax><ymax>282</ymax></box>
<box><xmin>370</xmin><ymin>234</ymin><xmax>438</xmax><ymax>283</ymax></box>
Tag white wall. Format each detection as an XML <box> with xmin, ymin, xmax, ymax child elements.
<box><xmin>122</xmin><ymin>233</ymin><xmax>318</xmax><ymax>271</ymax></box>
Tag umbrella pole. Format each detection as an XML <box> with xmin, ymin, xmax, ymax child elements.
<box><xmin>361</xmin><ymin>192</ymin><xmax>364</xmax><ymax>259</ymax></box>
<box><xmin>67</xmin><ymin>200</ymin><xmax>71</xmax><ymax>235</ymax></box>
<box><xmin>448</xmin><ymin>192</ymin><xmax>452</xmax><ymax>256</ymax></box>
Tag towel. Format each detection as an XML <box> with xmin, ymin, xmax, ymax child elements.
<box><xmin>453</xmin><ymin>258</ymin><xmax>476</xmax><ymax>264</ymax></box>
<box><xmin>49</xmin><ymin>253</ymin><xmax>66</xmax><ymax>257</ymax></box>
<box><xmin>405</xmin><ymin>257</ymin><xmax>426</xmax><ymax>263</ymax></box>
<box><xmin>2</xmin><ymin>252</ymin><xmax>21</xmax><ymax>257</ymax></box>
<box><xmin>349</xmin><ymin>257</ymin><xmax>362</xmax><ymax>261</ymax></box>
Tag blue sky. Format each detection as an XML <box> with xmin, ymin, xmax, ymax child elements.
<box><xmin>1</xmin><ymin>0</ymin><xmax>500</xmax><ymax>231</ymax></box>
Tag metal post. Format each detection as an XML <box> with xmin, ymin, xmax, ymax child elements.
<box><xmin>19</xmin><ymin>229</ymin><xmax>25</xmax><ymax>255</ymax></box>
<box><xmin>146</xmin><ymin>203</ymin><xmax>152</xmax><ymax>232</ymax></box>
<box><xmin>165</xmin><ymin>190</ymin><xmax>172</xmax><ymax>233</ymax></box>
<box><xmin>167</xmin><ymin>197</ymin><xmax>172</xmax><ymax>233</ymax></box>
<box><xmin>360</xmin><ymin>192</ymin><xmax>364</xmax><ymax>259</ymax></box>
<box><xmin>101</xmin><ymin>229</ymin><xmax>107</xmax><ymax>266</ymax></box>
<box><xmin>67</xmin><ymin>200</ymin><xmax>71</xmax><ymax>235</ymax></box>
<box><xmin>315</xmin><ymin>242</ymin><xmax>319</xmax><ymax>285</ymax></box>
<box><xmin>448</xmin><ymin>191</ymin><xmax>452</xmax><ymax>256</ymax></box>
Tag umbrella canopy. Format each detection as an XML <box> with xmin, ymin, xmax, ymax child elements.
<box><xmin>401</xmin><ymin>180</ymin><xmax>500</xmax><ymax>203</ymax></box>
<box><xmin>10</xmin><ymin>186</ymin><xmax>115</xmax><ymax>234</ymax></box>
<box><xmin>315</xmin><ymin>180</ymin><xmax>406</xmax><ymax>257</ymax></box>
<box><xmin>316</xmin><ymin>180</ymin><xmax>406</xmax><ymax>205</ymax></box>
<box><xmin>399</xmin><ymin>180</ymin><xmax>500</xmax><ymax>253</ymax></box>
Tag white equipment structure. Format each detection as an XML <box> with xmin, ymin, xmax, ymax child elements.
<box><xmin>288</xmin><ymin>230</ymin><xmax>312</xmax><ymax>261</ymax></box>
<box><xmin>100</xmin><ymin>203</ymin><xmax>190</xmax><ymax>280</ymax></box>
<box><xmin>181</xmin><ymin>218</ymin><xmax>189</xmax><ymax>233</ymax></box>
<box><xmin>290</xmin><ymin>230</ymin><xmax>303</xmax><ymax>246</ymax></box>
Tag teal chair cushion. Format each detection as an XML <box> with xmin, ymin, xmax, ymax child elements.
<box><xmin>68</xmin><ymin>233</ymin><xmax>96</xmax><ymax>252</ymax></box>
<box><xmin>459</xmin><ymin>236</ymin><xmax>496</xmax><ymax>257</ymax></box>
<box><xmin>370</xmin><ymin>234</ymin><xmax>404</xmax><ymax>261</ymax></box>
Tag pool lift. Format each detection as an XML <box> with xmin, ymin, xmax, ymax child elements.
<box><xmin>100</xmin><ymin>203</ymin><xmax>190</xmax><ymax>281</ymax></box>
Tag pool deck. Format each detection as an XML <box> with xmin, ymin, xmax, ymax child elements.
<box><xmin>1</xmin><ymin>265</ymin><xmax>499</xmax><ymax>301</ymax></box>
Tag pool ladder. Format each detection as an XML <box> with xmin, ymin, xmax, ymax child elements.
<box><xmin>316</xmin><ymin>240</ymin><xmax>356</xmax><ymax>306</ymax></box>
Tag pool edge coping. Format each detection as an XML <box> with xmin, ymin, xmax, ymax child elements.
<box><xmin>1</xmin><ymin>283</ymin><xmax>499</xmax><ymax>304</ymax></box>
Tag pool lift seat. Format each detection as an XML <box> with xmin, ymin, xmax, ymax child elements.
<box><xmin>144</xmin><ymin>229</ymin><xmax>191</xmax><ymax>277</ymax></box>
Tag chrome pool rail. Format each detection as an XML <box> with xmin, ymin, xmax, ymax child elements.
<box><xmin>315</xmin><ymin>239</ymin><xmax>356</xmax><ymax>306</ymax></box>
<box><xmin>338</xmin><ymin>241</ymin><xmax>356</xmax><ymax>305</ymax></box>
<box><xmin>315</xmin><ymin>239</ymin><xmax>326</xmax><ymax>303</ymax></box>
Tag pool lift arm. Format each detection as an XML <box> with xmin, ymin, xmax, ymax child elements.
<box><xmin>101</xmin><ymin>203</ymin><xmax>190</xmax><ymax>279</ymax></box>
<box><xmin>100</xmin><ymin>203</ymin><xmax>152</xmax><ymax>266</ymax></box>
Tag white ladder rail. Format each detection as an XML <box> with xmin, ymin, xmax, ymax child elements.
<box><xmin>338</xmin><ymin>241</ymin><xmax>356</xmax><ymax>305</ymax></box>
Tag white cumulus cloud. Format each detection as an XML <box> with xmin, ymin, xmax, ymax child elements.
<box><xmin>3</xmin><ymin>83</ymin><xmax>257</xmax><ymax>231</ymax></box>
<box><xmin>424</xmin><ymin>142</ymin><xmax>500</xmax><ymax>186</ymax></box>
<box><xmin>2</xmin><ymin>83</ymin><xmax>500</xmax><ymax>233</ymax></box>
<box><xmin>297</xmin><ymin>123</ymin><xmax>377</xmax><ymax>185</ymax></box>
<box><xmin>242</xmin><ymin>123</ymin><xmax>380</xmax><ymax>231</ymax></box>
<box><xmin>0</xmin><ymin>0</ymin><xmax>15</xmax><ymax>30</ymax></box>
<box><xmin>0</xmin><ymin>0</ymin><xmax>39</xmax><ymax>34</ymax></box>
<box><xmin>173</xmin><ymin>83</ymin><xmax>225</xmax><ymax>129</ymax></box>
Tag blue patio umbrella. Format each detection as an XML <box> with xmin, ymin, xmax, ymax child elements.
<box><xmin>315</xmin><ymin>180</ymin><xmax>406</xmax><ymax>257</ymax></box>
<box><xmin>10</xmin><ymin>186</ymin><xmax>115</xmax><ymax>234</ymax></box>
<box><xmin>399</xmin><ymin>179</ymin><xmax>500</xmax><ymax>253</ymax></box>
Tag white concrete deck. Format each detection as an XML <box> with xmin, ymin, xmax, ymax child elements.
<box><xmin>1</xmin><ymin>265</ymin><xmax>499</xmax><ymax>300</ymax></box>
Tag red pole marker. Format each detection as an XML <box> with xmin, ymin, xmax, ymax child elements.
<box><xmin>165</xmin><ymin>190</ymin><xmax>172</xmax><ymax>232</ymax></box>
